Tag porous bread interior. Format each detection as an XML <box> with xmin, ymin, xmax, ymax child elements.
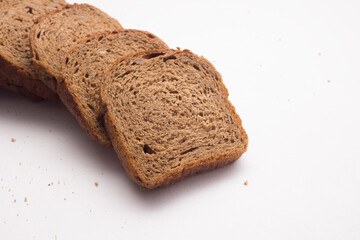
<box><xmin>102</xmin><ymin>50</ymin><xmax>248</xmax><ymax>188</ymax></box>
<box><xmin>0</xmin><ymin>0</ymin><xmax>66</xmax><ymax>97</ymax></box>
<box><xmin>0</xmin><ymin>0</ymin><xmax>66</xmax><ymax>73</ymax></box>
<box><xmin>61</xmin><ymin>30</ymin><xmax>168</xmax><ymax>144</ymax></box>
<box><xmin>31</xmin><ymin>4</ymin><xmax>122</xmax><ymax>85</ymax></box>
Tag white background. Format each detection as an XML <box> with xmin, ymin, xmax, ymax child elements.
<box><xmin>1</xmin><ymin>0</ymin><xmax>360</xmax><ymax>239</ymax></box>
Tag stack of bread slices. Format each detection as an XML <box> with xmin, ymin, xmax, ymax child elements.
<box><xmin>0</xmin><ymin>1</ymin><xmax>248</xmax><ymax>190</ymax></box>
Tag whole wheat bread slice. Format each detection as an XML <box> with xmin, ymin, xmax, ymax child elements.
<box><xmin>101</xmin><ymin>49</ymin><xmax>248</xmax><ymax>189</ymax></box>
<box><xmin>58</xmin><ymin>29</ymin><xmax>168</xmax><ymax>145</ymax></box>
<box><xmin>0</xmin><ymin>0</ymin><xmax>67</xmax><ymax>100</ymax></box>
<box><xmin>29</xmin><ymin>4</ymin><xmax>122</xmax><ymax>91</ymax></box>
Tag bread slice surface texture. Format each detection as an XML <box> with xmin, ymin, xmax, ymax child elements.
<box><xmin>0</xmin><ymin>0</ymin><xmax>67</xmax><ymax>99</ymax></box>
<box><xmin>101</xmin><ymin>49</ymin><xmax>248</xmax><ymax>189</ymax></box>
<box><xmin>59</xmin><ymin>29</ymin><xmax>169</xmax><ymax>145</ymax></box>
<box><xmin>29</xmin><ymin>4</ymin><xmax>122</xmax><ymax>91</ymax></box>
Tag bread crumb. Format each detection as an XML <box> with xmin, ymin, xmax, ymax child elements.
<box><xmin>176</xmin><ymin>47</ymin><xmax>181</xmax><ymax>50</ymax></box>
<box><xmin>24</xmin><ymin>197</ymin><xmax>27</xmax><ymax>202</ymax></box>
<box><xmin>58</xmin><ymin>180</ymin><xmax>60</xmax><ymax>184</ymax></box>
<box><xmin>11</xmin><ymin>138</ymin><xmax>16</xmax><ymax>142</ymax></box>
<box><xmin>14</xmin><ymin>199</ymin><xmax>16</xmax><ymax>203</ymax></box>
<box><xmin>18</xmin><ymin>162</ymin><xmax>21</xmax><ymax>166</ymax></box>
<box><xmin>327</xmin><ymin>80</ymin><xmax>331</xmax><ymax>83</ymax></box>
<box><xmin>94</xmin><ymin>182</ymin><xmax>99</xmax><ymax>187</ymax></box>
<box><xmin>72</xmin><ymin>192</ymin><xmax>75</xmax><ymax>194</ymax></box>
<box><xmin>244</xmin><ymin>180</ymin><xmax>248</xmax><ymax>186</ymax></box>
<box><xmin>64</xmin><ymin>198</ymin><xmax>66</xmax><ymax>201</ymax></box>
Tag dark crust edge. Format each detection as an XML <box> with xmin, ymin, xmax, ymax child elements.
<box><xmin>0</xmin><ymin>70</ymin><xmax>42</xmax><ymax>101</ymax></box>
<box><xmin>105</xmin><ymin>112</ymin><xmax>247</xmax><ymax>190</ymax></box>
<box><xmin>57</xmin><ymin>77</ymin><xmax>111</xmax><ymax>146</ymax></box>
<box><xmin>102</xmin><ymin>49</ymin><xmax>249</xmax><ymax>190</ymax></box>
<box><xmin>0</xmin><ymin>53</ymin><xmax>57</xmax><ymax>100</ymax></box>
<box><xmin>58</xmin><ymin>29</ymin><xmax>168</xmax><ymax>146</ymax></box>
<box><xmin>29</xmin><ymin>3</ymin><xmax>123</xmax><ymax>92</ymax></box>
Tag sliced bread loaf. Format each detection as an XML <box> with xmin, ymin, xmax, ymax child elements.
<box><xmin>101</xmin><ymin>49</ymin><xmax>248</xmax><ymax>189</ymax></box>
<box><xmin>29</xmin><ymin>4</ymin><xmax>123</xmax><ymax>91</ymax></box>
<box><xmin>59</xmin><ymin>29</ymin><xmax>169</xmax><ymax>145</ymax></box>
<box><xmin>0</xmin><ymin>0</ymin><xmax>67</xmax><ymax>100</ymax></box>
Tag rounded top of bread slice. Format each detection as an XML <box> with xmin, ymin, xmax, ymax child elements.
<box><xmin>101</xmin><ymin>49</ymin><xmax>248</xmax><ymax>189</ymax></box>
<box><xmin>29</xmin><ymin>3</ymin><xmax>123</xmax><ymax>91</ymax></box>
<box><xmin>0</xmin><ymin>0</ymin><xmax>67</xmax><ymax>99</ymax></box>
<box><xmin>58</xmin><ymin>29</ymin><xmax>169</xmax><ymax>145</ymax></box>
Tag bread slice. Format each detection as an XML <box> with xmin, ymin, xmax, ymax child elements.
<box><xmin>0</xmin><ymin>0</ymin><xmax>67</xmax><ymax>100</ymax></box>
<box><xmin>29</xmin><ymin>4</ymin><xmax>122</xmax><ymax>91</ymax></box>
<box><xmin>58</xmin><ymin>29</ymin><xmax>169</xmax><ymax>146</ymax></box>
<box><xmin>101</xmin><ymin>49</ymin><xmax>248</xmax><ymax>189</ymax></box>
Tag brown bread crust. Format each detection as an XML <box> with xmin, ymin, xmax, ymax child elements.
<box><xmin>0</xmin><ymin>70</ymin><xmax>42</xmax><ymax>101</ymax></box>
<box><xmin>101</xmin><ymin>49</ymin><xmax>248</xmax><ymax>190</ymax></box>
<box><xmin>57</xmin><ymin>76</ymin><xmax>111</xmax><ymax>146</ymax></box>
